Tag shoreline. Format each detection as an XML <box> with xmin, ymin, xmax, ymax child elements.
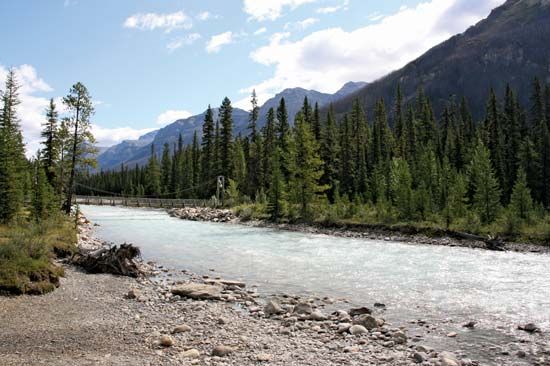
<box><xmin>1</xmin><ymin>213</ymin><xmax>546</xmax><ymax>365</ymax></box>
<box><xmin>167</xmin><ymin>207</ymin><xmax>550</xmax><ymax>255</ymax></box>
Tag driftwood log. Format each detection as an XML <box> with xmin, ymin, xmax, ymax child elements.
<box><xmin>72</xmin><ymin>243</ymin><xmax>143</xmax><ymax>277</ymax></box>
<box><xmin>448</xmin><ymin>231</ymin><xmax>505</xmax><ymax>251</ymax></box>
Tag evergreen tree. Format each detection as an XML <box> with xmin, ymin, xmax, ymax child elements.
<box><xmin>321</xmin><ymin>105</ymin><xmax>340</xmax><ymax>202</ymax></box>
<box><xmin>191</xmin><ymin>131</ymin><xmax>200</xmax><ymax>193</ymax></box>
<box><xmin>393</xmin><ymin>84</ymin><xmax>404</xmax><ymax>155</ymax></box>
<box><xmin>232</xmin><ymin>138</ymin><xmax>247</xmax><ymax>191</ymax></box>
<box><xmin>509</xmin><ymin>167</ymin><xmax>533</xmax><ymax>220</ymax></box>
<box><xmin>145</xmin><ymin>144</ymin><xmax>161</xmax><ymax>196</ymax></box>
<box><xmin>469</xmin><ymin>139</ymin><xmax>501</xmax><ymax>223</ymax></box>
<box><xmin>267</xmin><ymin>147</ymin><xmax>286</xmax><ymax>221</ymax></box>
<box><xmin>312</xmin><ymin>102</ymin><xmax>321</xmax><ymax>141</ymax></box>
<box><xmin>63</xmin><ymin>82</ymin><xmax>96</xmax><ymax>213</ymax></box>
<box><xmin>247</xmin><ymin>91</ymin><xmax>262</xmax><ymax>197</ymax></box>
<box><xmin>390</xmin><ymin>158</ymin><xmax>413</xmax><ymax>220</ymax></box>
<box><xmin>484</xmin><ymin>88</ymin><xmax>506</xmax><ymax>197</ymax></box>
<box><xmin>160</xmin><ymin>143</ymin><xmax>171</xmax><ymax>194</ymax></box>
<box><xmin>41</xmin><ymin>98</ymin><xmax>59</xmax><ymax>185</ymax></box>
<box><xmin>287</xmin><ymin>113</ymin><xmax>325</xmax><ymax>218</ymax></box>
<box><xmin>262</xmin><ymin>108</ymin><xmax>276</xmax><ymax>189</ymax></box>
<box><xmin>31</xmin><ymin>153</ymin><xmax>54</xmax><ymax>220</ymax></box>
<box><xmin>219</xmin><ymin>97</ymin><xmax>234</xmax><ymax>180</ymax></box>
<box><xmin>0</xmin><ymin>69</ymin><xmax>26</xmax><ymax>222</ymax></box>
<box><xmin>201</xmin><ymin>106</ymin><xmax>215</xmax><ymax>197</ymax></box>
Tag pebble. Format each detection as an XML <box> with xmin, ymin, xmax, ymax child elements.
<box><xmin>349</xmin><ymin>325</ymin><xmax>368</xmax><ymax>335</ymax></box>
<box><xmin>159</xmin><ymin>335</ymin><xmax>174</xmax><ymax>347</ymax></box>
<box><xmin>181</xmin><ymin>349</ymin><xmax>200</xmax><ymax>358</ymax></box>
<box><xmin>212</xmin><ymin>345</ymin><xmax>234</xmax><ymax>357</ymax></box>
<box><xmin>172</xmin><ymin>324</ymin><xmax>192</xmax><ymax>334</ymax></box>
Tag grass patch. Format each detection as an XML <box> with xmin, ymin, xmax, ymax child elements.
<box><xmin>0</xmin><ymin>216</ymin><xmax>77</xmax><ymax>295</ymax></box>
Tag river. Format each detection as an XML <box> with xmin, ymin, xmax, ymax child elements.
<box><xmin>81</xmin><ymin>205</ymin><xmax>549</xmax><ymax>364</ymax></box>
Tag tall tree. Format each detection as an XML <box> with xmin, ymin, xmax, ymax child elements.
<box><xmin>63</xmin><ymin>82</ymin><xmax>96</xmax><ymax>213</ymax></box>
<box><xmin>247</xmin><ymin>90</ymin><xmax>262</xmax><ymax>196</ymax></box>
<box><xmin>41</xmin><ymin>98</ymin><xmax>59</xmax><ymax>185</ymax></box>
<box><xmin>320</xmin><ymin>105</ymin><xmax>340</xmax><ymax>202</ymax></box>
<box><xmin>0</xmin><ymin>69</ymin><xmax>26</xmax><ymax>222</ymax></box>
<box><xmin>469</xmin><ymin>139</ymin><xmax>501</xmax><ymax>224</ymax></box>
<box><xmin>160</xmin><ymin>143</ymin><xmax>171</xmax><ymax>194</ymax></box>
<box><xmin>267</xmin><ymin>147</ymin><xmax>286</xmax><ymax>221</ymax></box>
<box><xmin>219</xmin><ymin>97</ymin><xmax>234</xmax><ymax>180</ymax></box>
<box><xmin>287</xmin><ymin>113</ymin><xmax>325</xmax><ymax>218</ymax></box>
<box><xmin>509</xmin><ymin>167</ymin><xmax>533</xmax><ymax>220</ymax></box>
<box><xmin>201</xmin><ymin>105</ymin><xmax>215</xmax><ymax>197</ymax></box>
<box><xmin>145</xmin><ymin>144</ymin><xmax>161</xmax><ymax>196</ymax></box>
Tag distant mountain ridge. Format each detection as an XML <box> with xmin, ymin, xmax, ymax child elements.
<box><xmin>97</xmin><ymin>82</ymin><xmax>367</xmax><ymax>170</ymax></box>
<box><xmin>330</xmin><ymin>0</ymin><xmax>550</xmax><ymax>121</ymax></box>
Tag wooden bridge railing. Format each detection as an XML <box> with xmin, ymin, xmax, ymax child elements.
<box><xmin>75</xmin><ymin>195</ymin><xmax>210</xmax><ymax>208</ymax></box>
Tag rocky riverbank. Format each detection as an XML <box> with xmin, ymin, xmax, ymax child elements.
<box><xmin>168</xmin><ymin>207</ymin><xmax>550</xmax><ymax>254</ymax></box>
<box><xmin>1</xmin><ymin>218</ymin><xmax>547</xmax><ymax>366</ymax></box>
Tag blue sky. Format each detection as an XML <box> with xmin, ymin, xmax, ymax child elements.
<box><xmin>0</xmin><ymin>0</ymin><xmax>503</xmax><ymax>153</ymax></box>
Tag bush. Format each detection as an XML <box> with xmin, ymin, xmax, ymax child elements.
<box><xmin>0</xmin><ymin>218</ymin><xmax>75</xmax><ymax>295</ymax></box>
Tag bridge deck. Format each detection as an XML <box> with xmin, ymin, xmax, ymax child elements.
<box><xmin>75</xmin><ymin>195</ymin><xmax>209</xmax><ymax>208</ymax></box>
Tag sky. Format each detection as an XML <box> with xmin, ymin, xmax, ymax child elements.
<box><xmin>0</xmin><ymin>0</ymin><xmax>504</xmax><ymax>155</ymax></box>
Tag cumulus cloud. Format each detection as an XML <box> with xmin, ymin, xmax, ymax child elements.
<box><xmin>123</xmin><ymin>11</ymin><xmax>192</xmax><ymax>33</ymax></box>
<box><xmin>91</xmin><ymin>125</ymin><xmax>157</xmax><ymax>147</ymax></box>
<box><xmin>244</xmin><ymin>0</ymin><xmax>504</xmax><ymax>104</ymax></box>
<box><xmin>156</xmin><ymin>110</ymin><xmax>193</xmax><ymax>126</ymax></box>
<box><xmin>166</xmin><ymin>33</ymin><xmax>201</xmax><ymax>51</ymax></box>
<box><xmin>316</xmin><ymin>0</ymin><xmax>349</xmax><ymax>14</ymax></box>
<box><xmin>243</xmin><ymin>0</ymin><xmax>317</xmax><ymax>21</ymax></box>
<box><xmin>206</xmin><ymin>31</ymin><xmax>234</xmax><ymax>53</ymax></box>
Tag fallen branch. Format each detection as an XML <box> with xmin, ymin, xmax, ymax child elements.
<box><xmin>448</xmin><ymin>231</ymin><xmax>505</xmax><ymax>251</ymax></box>
<box><xmin>72</xmin><ymin>243</ymin><xmax>143</xmax><ymax>277</ymax></box>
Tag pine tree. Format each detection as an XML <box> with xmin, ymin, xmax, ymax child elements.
<box><xmin>219</xmin><ymin>97</ymin><xmax>234</xmax><ymax>180</ymax></box>
<box><xmin>390</xmin><ymin>158</ymin><xmax>413</xmax><ymax>220</ymax></box>
<box><xmin>201</xmin><ymin>106</ymin><xmax>215</xmax><ymax>197</ymax></box>
<box><xmin>509</xmin><ymin>167</ymin><xmax>533</xmax><ymax>220</ymax></box>
<box><xmin>287</xmin><ymin>113</ymin><xmax>325</xmax><ymax>218</ymax></box>
<box><xmin>321</xmin><ymin>105</ymin><xmax>340</xmax><ymax>202</ymax></box>
<box><xmin>232</xmin><ymin>138</ymin><xmax>247</xmax><ymax>191</ymax></box>
<box><xmin>393</xmin><ymin>84</ymin><xmax>404</xmax><ymax>155</ymax></box>
<box><xmin>247</xmin><ymin>91</ymin><xmax>262</xmax><ymax>197</ymax></box>
<box><xmin>469</xmin><ymin>139</ymin><xmax>501</xmax><ymax>224</ymax></box>
<box><xmin>484</xmin><ymin>88</ymin><xmax>506</xmax><ymax>197</ymax></box>
<box><xmin>41</xmin><ymin>98</ymin><xmax>59</xmax><ymax>185</ymax></box>
<box><xmin>63</xmin><ymin>82</ymin><xmax>96</xmax><ymax>213</ymax></box>
<box><xmin>191</xmin><ymin>131</ymin><xmax>200</xmax><ymax>194</ymax></box>
<box><xmin>267</xmin><ymin>147</ymin><xmax>286</xmax><ymax>221</ymax></box>
<box><xmin>160</xmin><ymin>143</ymin><xmax>171</xmax><ymax>194</ymax></box>
<box><xmin>262</xmin><ymin>108</ymin><xmax>276</xmax><ymax>189</ymax></box>
<box><xmin>0</xmin><ymin>69</ymin><xmax>26</xmax><ymax>223</ymax></box>
<box><xmin>145</xmin><ymin>144</ymin><xmax>161</xmax><ymax>196</ymax></box>
<box><xmin>312</xmin><ymin>102</ymin><xmax>321</xmax><ymax>141</ymax></box>
<box><xmin>31</xmin><ymin>153</ymin><xmax>54</xmax><ymax>220</ymax></box>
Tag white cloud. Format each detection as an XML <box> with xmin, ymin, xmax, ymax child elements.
<box><xmin>316</xmin><ymin>0</ymin><xmax>349</xmax><ymax>14</ymax></box>
<box><xmin>166</xmin><ymin>33</ymin><xmax>201</xmax><ymax>51</ymax></box>
<box><xmin>285</xmin><ymin>17</ymin><xmax>319</xmax><ymax>31</ymax></box>
<box><xmin>156</xmin><ymin>110</ymin><xmax>193</xmax><ymax>126</ymax></box>
<box><xmin>243</xmin><ymin>0</ymin><xmax>317</xmax><ymax>21</ymax></box>
<box><xmin>196</xmin><ymin>11</ymin><xmax>219</xmax><ymax>21</ymax></box>
<box><xmin>91</xmin><ymin>125</ymin><xmax>157</xmax><ymax>147</ymax></box>
<box><xmin>254</xmin><ymin>27</ymin><xmax>267</xmax><ymax>35</ymax></box>
<box><xmin>205</xmin><ymin>31</ymin><xmax>234</xmax><ymax>53</ymax></box>
<box><xmin>244</xmin><ymin>0</ymin><xmax>504</xmax><ymax>105</ymax></box>
<box><xmin>123</xmin><ymin>11</ymin><xmax>192</xmax><ymax>33</ymax></box>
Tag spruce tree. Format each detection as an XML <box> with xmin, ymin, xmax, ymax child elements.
<box><xmin>390</xmin><ymin>158</ymin><xmax>413</xmax><ymax>220</ymax></box>
<box><xmin>287</xmin><ymin>113</ymin><xmax>325</xmax><ymax>218</ymax></box>
<box><xmin>191</xmin><ymin>131</ymin><xmax>200</xmax><ymax>194</ymax></box>
<box><xmin>312</xmin><ymin>102</ymin><xmax>321</xmax><ymax>141</ymax></box>
<box><xmin>219</xmin><ymin>97</ymin><xmax>233</xmax><ymax>180</ymax></box>
<box><xmin>320</xmin><ymin>105</ymin><xmax>340</xmax><ymax>202</ymax></box>
<box><xmin>41</xmin><ymin>98</ymin><xmax>59</xmax><ymax>185</ymax></box>
<box><xmin>469</xmin><ymin>139</ymin><xmax>501</xmax><ymax>224</ymax></box>
<box><xmin>262</xmin><ymin>108</ymin><xmax>276</xmax><ymax>190</ymax></box>
<box><xmin>0</xmin><ymin>69</ymin><xmax>26</xmax><ymax>223</ymax></box>
<box><xmin>145</xmin><ymin>144</ymin><xmax>161</xmax><ymax>196</ymax></box>
<box><xmin>160</xmin><ymin>143</ymin><xmax>171</xmax><ymax>194</ymax></box>
<box><xmin>31</xmin><ymin>153</ymin><xmax>54</xmax><ymax>220</ymax></box>
<box><xmin>201</xmin><ymin>106</ymin><xmax>215</xmax><ymax>197</ymax></box>
<box><xmin>247</xmin><ymin>91</ymin><xmax>262</xmax><ymax>197</ymax></box>
<box><xmin>267</xmin><ymin>147</ymin><xmax>286</xmax><ymax>221</ymax></box>
<box><xmin>509</xmin><ymin>167</ymin><xmax>533</xmax><ymax>220</ymax></box>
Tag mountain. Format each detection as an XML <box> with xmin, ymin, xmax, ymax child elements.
<box><xmin>97</xmin><ymin>82</ymin><xmax>366</xmax><ymax>170</ymax></box>
<box><xmin>330</xmin><ymin>0</ymin><xmax>550</xmax><ymax>121</ymax></box>
<box><xmin>96</xmin><ymin>130</ymin><xmax>158</xmax><ymax>169</ymax></box>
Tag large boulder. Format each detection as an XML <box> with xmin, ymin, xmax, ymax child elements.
<box><xmin>171</xmin><ymin>283</ymin><xmax>223</xmax><ymax>300</ymax></box>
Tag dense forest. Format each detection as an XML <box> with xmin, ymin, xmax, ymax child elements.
<box><xmin>77</xmin><ymin>78</ymin><xmax>550</xmax><ymax>240</ymax></box>
<box><xmin>0</xmin><ymin>70</ymin><xmax>94</xmax><ymax>294</ymax></box>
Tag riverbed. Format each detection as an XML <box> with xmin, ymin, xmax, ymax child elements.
<box><xmin>81</xmin><ymin>205</ymin><xmax>550</xmax><ymax>364</ymax></box>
